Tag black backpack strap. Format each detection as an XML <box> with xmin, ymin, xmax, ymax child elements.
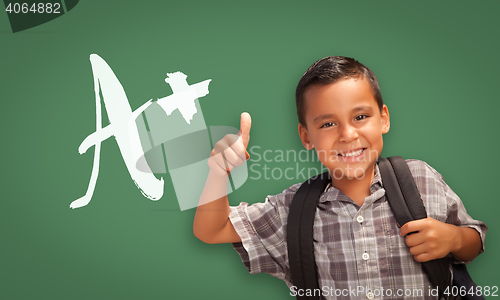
<box><xmin>287</xmin><ymin>171</ymin><xmax>331</xmax><ymax>300</ymax></box>
<box><xmin>378</xmin><ymin>157</ymin><xmax>452</xmax><ymax>300</ymax></box>
<box><xmin>452</xmin><ymin>264</ymin><xmax>484</xmax><ymax>300</ymax></box>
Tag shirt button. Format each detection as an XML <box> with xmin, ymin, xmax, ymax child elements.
<box><xmin>366</xmin><ymin>291</ymin><xmax>375</xmax><ymax>299</ymax></box>
<box><xmin>356</xmin><ymin>215</ymin><xmax>364</xmax><ymax>223</ymax></box>
<box><xmin>362</xmin><ymin>252</ymin><xmax>370</xmax><ymax>260</ymax></box>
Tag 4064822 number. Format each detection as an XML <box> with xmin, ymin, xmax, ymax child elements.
<box><xmin>443</xmin><ymin>285</ymin><xmax>498</xmax><ymax>297</ymax></box>
<box><xmin>5</xmin><ymin>3</ymin><xmax>61</xmax><ymax>14</ymax></box>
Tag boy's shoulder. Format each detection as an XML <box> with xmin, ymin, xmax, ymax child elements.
<box><xmin>405</xmin><ymin>158</ymin><xmax>438</xmax><ymax>172</ymax></box>
<box><xmin>285</xmin><ymin>182</ymin><xmax>304</xmax><ymax>194</ymax></box>
<box><xmin>265</xmin><ymin>182</ymin><xmax>303</xmax><ymax>208</ymax></box>
<box><xmin>404</xmin><ymin>158</ymin><xmax>446</xmax><ymax>185</ymax></box>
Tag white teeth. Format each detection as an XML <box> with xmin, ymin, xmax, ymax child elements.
<box><xmin>340</xmin><ymin>149</ymin><xmax>364</xmax><ymax>157</ymax></box>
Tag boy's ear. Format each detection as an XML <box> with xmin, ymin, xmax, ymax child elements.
<box><xmin>298</xmin><ymin>123</ymin><xmax>314</xmax><ymax>150</ymax></box>
<box><xmin>381</xmin><ymin>104</ymin><xmax>390</xmax><ymax>134</ymax></box>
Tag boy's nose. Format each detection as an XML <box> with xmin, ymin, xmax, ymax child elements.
<box><xmin>339</xmin><ymin>124</ymin><xmax>359</xmax><ymax>143</ymax></box>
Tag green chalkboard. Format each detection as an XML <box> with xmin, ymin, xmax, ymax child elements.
<box><xmin>1</xmin><ymin>1</ymin><xmax>498</xmax><ymax>299</ymax></box>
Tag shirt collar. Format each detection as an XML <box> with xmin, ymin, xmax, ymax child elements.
<box><xmin>319</xmin><ymin>164</ymin><xmax>383</xmax><ymax>203</ymax></box>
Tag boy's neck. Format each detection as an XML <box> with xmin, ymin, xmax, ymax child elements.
<box><xmin>330</xmin><ymin>166</ymin><xmax>375</xmax><ymax>207</ymax></box>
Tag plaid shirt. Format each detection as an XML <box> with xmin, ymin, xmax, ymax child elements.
<box><xmin>229</xmin><ymin>159</ymin><xmax>487</xmax><ymax>300</ymax></box>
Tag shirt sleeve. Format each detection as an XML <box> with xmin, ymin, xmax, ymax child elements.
<box><xmin>407</xmin><ymin>160</ymin><xmax>488</xmax><ymax>264</ymax></box>
<box><xmin>228</xmin><ymin>184</ymin><xmax>301</xmax><ymax>286</ymax></box>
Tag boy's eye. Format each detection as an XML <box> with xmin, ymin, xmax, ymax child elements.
<box><xmin>320</xmin><ymin>122</ymin><xmax>335</xmax><ymax>128</ymax></box>
<box><xmin>355</xmin><ymin>115</ymin><xmax>368</xmax><ymax>121</ymax></box>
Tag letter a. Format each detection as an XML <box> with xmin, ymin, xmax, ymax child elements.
<box><xmin>70</xmin><ymin>54</ymin><xmax>163</xmax><ymax>209</ymax></box>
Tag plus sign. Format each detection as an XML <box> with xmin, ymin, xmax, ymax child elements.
<box><xmin>157</xmin><ymin>72</ymin><xmax>211</xmax><ymax>124</ymax></box>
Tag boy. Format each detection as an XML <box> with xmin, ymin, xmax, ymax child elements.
<box><xmin>193</xmin><ymin>56</ymin><xmax>487</xmax><ymax>299</ymax></box>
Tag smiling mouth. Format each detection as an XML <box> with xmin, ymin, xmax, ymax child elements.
<box><xmin>338</xmin><ymin>148</ymin><xmax>366</xmax><ymax>157</ymax></box>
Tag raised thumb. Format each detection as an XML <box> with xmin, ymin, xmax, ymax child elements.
<box><xmin>238</xmin><ymin>112</ymin><xmax>251</xmax><ymax>149</ymax></box>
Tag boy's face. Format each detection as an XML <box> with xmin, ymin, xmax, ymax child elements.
<box><xmin>298</xmin><ymin>77</ymin><xmax>390</xmax><ymax>181</ymax></box>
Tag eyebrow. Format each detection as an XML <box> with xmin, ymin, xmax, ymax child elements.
<box><xmin>313</xmin><ymin>106</ymin><xmax>374</xmax><ymax>123</ymax></box>
<box><xmin>353</xmin><ymin>105</ymin><xmax>374</xmax><ymax>113</ymax></box>
<box><xmin>313</xmin><ymin>114</ymin><xmax>335</xmax><ymax>123</ymax></box>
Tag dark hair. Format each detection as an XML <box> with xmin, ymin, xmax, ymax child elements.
<box><xmin>295</xmin><ymin>56</ymin><xmax>383</xmax><ymax>126</ymax></box>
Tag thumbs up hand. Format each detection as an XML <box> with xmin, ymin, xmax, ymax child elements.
<box><xmin>209</xmin><ymin>112</ymin><xmax>251</xmax><ymax>176</ymax></box>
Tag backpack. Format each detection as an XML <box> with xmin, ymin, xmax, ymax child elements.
<box><xmin>287</xmin><ymin>156</ymin><xmax>483</xmax><ymax>300</ymax></box>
